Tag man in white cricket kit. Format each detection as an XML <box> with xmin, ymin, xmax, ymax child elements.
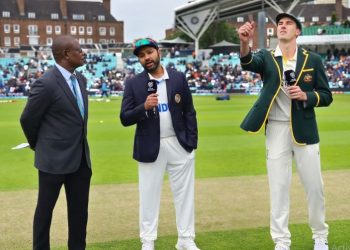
<box><xmin>120</xmin><ymin>38</ymin><xmax>199</xmax><ymax>250</ymax></box>
<box><xmin>238</xmin><ymin>13</ymin><xmax>332</xmax><ymax>250</ymax></box>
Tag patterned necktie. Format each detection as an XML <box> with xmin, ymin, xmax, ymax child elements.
<box><xmin>70</xmin><ymin>75</ymin><xmax>85</xmax><ymax>118</ymax></box>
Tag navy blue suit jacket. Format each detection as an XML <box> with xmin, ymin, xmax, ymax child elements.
<box><xmin>20</xmin><ymin>66</ymin><xmax>91</xmax><ymax>174</ymax></box>
<box><xmin>120</xmin><ymin>69</ymin><xmax>198</xmax><ymax>163</ymax></box>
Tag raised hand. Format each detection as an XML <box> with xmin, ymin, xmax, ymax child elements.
<box><xmin>238</xmin><ymin>21</ymin><xmax>255</xmax><ymax>44</ymax></box>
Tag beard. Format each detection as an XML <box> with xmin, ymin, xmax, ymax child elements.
<box><xmin>142</xmin><ymin>55</ymin><xmax>160</xmax><ymax>73</ymax></box>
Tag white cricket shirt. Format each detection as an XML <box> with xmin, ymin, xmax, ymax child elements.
<box><xmin>148</xmin><ymin>66</ymin><xmax>176</xmax><ymax>138</ymax></box>
<box><xmin>268</xmin><ymin>45</ymin><xmax>297</xmax><ymax>122</ymax></box>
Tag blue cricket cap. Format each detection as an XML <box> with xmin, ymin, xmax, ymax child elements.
<box><xmin>133</xmin><ymin>38</ymin><xmax>159</xmax><ymax>56</ymax></box>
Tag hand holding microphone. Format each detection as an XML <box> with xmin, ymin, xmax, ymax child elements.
<box><xmin>284</xmin><ymin>70</ymin><xmax>307</xmax><ymax>110</ymax></box>
<box><xmin>145</xmin><ymin>80</ymin><xmax>158</xmax><ymax>118</ymax></box>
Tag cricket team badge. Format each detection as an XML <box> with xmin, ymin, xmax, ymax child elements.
<box><xmin>175</xmin><ymin>93</ymin><xmax>181</xmax><ymax>103</ymax></box>
<box><xmin>304</xmin><ymin>73</ymin><xmax>312</xmax><ymax>83</ymax></box>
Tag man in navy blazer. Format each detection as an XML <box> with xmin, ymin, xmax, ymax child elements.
<box><xmin>120</xmin><ymin>38</ymin><xmax>199</xmax><ymax>250</ymax></box>
<box><xmin>20</xmin><ymin>35</ymin><xmax>91</xmax><ymax>250</ymax></box>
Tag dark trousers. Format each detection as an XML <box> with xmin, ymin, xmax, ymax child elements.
<box><xmin>33</xmin><ymin>157</ymin><xmax>92</xmax><ymax>250</ymax></box>
<box><xmin>101</xmin><ymin>90</ymin><xmax>109</xmax><ymax>98</ymax></box>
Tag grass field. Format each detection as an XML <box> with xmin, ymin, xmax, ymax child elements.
<box><xmin>0</xmin><ymin>94</ymin><xmax>349</xmax><ymax>249</ymax></box>
<box><xmin>54</xmin><ymin>220</ymin><xmax>350</xmax><ymax>250</ymax></box>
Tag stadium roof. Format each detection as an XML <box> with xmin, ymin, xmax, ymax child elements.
<box><xmin>159</xmin><ymin>37</ymin><xmax>193</xmax><ymax>45</ymax></box>
<box><xmin>175</xmin><ymin>0</ymin><xmax>313</xmax><ymax>24</ymax></box>
<box><xmin>210</xmin><ymin>40</ymin><xmax>239</xmax><ymax>47</ymax></box>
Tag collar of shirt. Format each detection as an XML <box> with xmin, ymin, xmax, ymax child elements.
<box><xmin>274</xmin><ymin>45</ymin><xmax>298</xmax><ymax>62</ymax></box>
<box><xmin>55</xmin><ymin>63</ymin><xmax>76</xmax><ymax>83</ymax></box>
<box><xmin>148</xmin><ymin>65</ymin><xmax>169</xmax><ymax>83</ymax></box>
<box><xmin>275</xmin><ymin>45</ymin><xmax>298</xmax><ymax>76</ymax></box>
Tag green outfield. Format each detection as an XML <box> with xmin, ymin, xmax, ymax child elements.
<box><xmin>54</xmin><ymin>220</ymin><xmax>350</xmax><ymax>250</ymax></box>
<box><xmin>0</xmin><ymin>95</ymin><xmax>349</xmax><ymax>249</ymax></box>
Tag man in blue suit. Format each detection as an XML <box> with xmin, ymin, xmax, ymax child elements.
<box><xmin>20</xmin><ymin>35</ymin><xmax>91</xmax><ymax>250</ymax></box>
<box><xmin>120</xmin><ymin>38</ymin><xmax>199</xmax><ymax>250</ymax></box>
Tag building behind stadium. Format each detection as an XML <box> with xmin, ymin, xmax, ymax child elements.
<box><xmin>0</xmin><ymin>0</ymin><xmax>123</xmax><ymax>49</ymax></box>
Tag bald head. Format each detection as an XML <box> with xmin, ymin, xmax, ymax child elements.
<box><xmin>52</xmin><ymin>35</ymin><xmax>76</xmax><ymax>62</ymax></box>
<box><xmin>52</xmin><ymin>35</ymin><xmax>85</xmax><ymax>72</ymax></box>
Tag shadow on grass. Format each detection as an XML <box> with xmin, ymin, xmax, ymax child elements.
<box><xmin>54</xmin><ymin>220</ymin><xmax>350</xmax><ymax>250</ymax></box>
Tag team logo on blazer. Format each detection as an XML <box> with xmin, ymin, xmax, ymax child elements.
<box><xmin>304</xmin><ymin>73</ymin><xmax>312</xmax><ymax>83</ymax></box>
<box><xmin>175</xmin><ymin>93</ymin><xmax>181</xmax><ymax>103</ymax></box>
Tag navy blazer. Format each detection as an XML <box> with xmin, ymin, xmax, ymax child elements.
<box><xmin>120</xmin><ymin>69</ymin><xmax>198</xmax><ymax>163</ymax></box>
<box><xmin>20</xmin><ymin>66</ymin><xmax>91</xmax><ymax>174</ymax></box>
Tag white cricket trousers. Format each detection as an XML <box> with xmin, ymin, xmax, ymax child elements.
<box><xmin>266</xmin><ymin>120</ymin><xmax>329</xmax><ymax>246</ymax></box>
<box><xmin>138</xmin><ymin>136</ymin><xmax>196</xmax><ymax>242</ymax></box>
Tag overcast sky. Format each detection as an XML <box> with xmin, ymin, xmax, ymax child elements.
<box><xmin>110</xmin><ymin>0</ymin><xmax>189</xmax><ymax>43</ymax></box>
<box><xmin>69</xmin><ymin>0</ymin><xmax>189</xmax><ymax>43</ymax></box>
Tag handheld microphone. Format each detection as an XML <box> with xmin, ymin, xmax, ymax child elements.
<box><xmin>147</xmin><ymin>80</ymin><xmax>158</xmax><ymax>118</ymax></box>
<box><xmin>284</xmin><ymin>70</ymin><xmax>300</xmax><ymax>110</ymax></box>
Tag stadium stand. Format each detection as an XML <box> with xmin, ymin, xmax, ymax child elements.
<box><xmin>0</xmin><ymin>47</ymin><xmax>349</xmax><ymax>98</ymax></box>
<box><xmin>302</xmin><ymin>25</ymin><xmax>350</xmax><ymax>36</ymax></box>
